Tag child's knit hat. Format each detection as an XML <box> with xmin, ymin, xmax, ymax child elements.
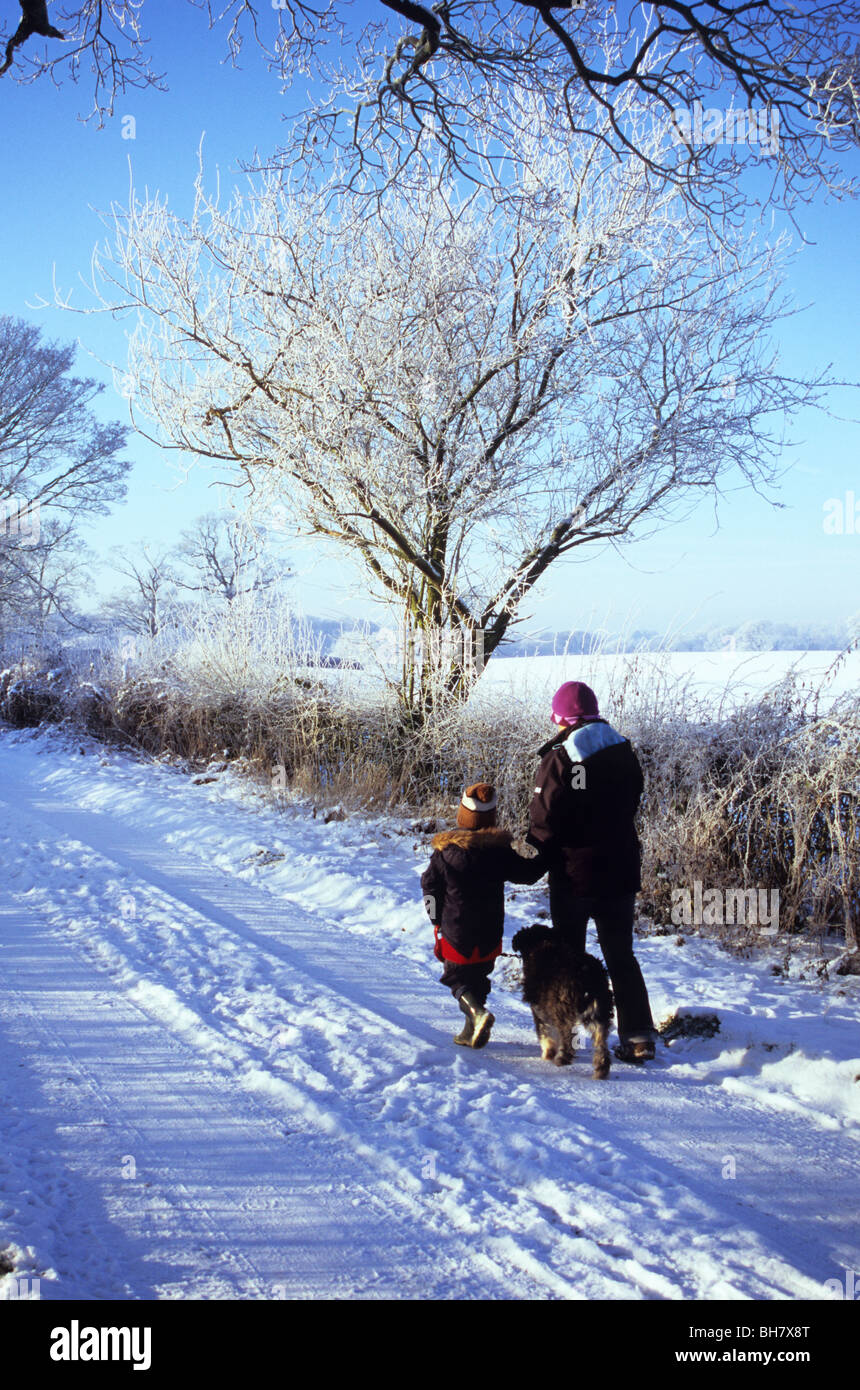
<box><xmin>456</xmin><ymin>782</ymin><xmax>498</xmax><ymax>830</ymax></box>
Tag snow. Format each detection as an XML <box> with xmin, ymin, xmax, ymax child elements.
<box><xmin>477</xmin><ymin>649</ymin><xmax>860</xmax><ymax>712</ymax></box>
<box><xmin>310</xmin><ymin>646</ymin><xmax>860</xmax><ymax>719</ymax></box>
<box><xmin>0</xmin><ymin>723</ymin><xmax>858</xmax><ymax>1301</ymax></box>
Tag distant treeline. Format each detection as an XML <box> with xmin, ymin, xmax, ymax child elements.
<box><xmin>494</xmin><ymin>618</ymin><xmax>859</xmax><ymax>657</ymax></box>
<box><xmin>3</xmin><ymin>613</ymin><xmax>857</xmax><ymax>670</ymax></box>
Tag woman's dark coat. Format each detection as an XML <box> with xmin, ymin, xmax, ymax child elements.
<box><xmin>527</xmin><ymin>719</ymin><xmax>644</xmax><ymax>897</ymax></box>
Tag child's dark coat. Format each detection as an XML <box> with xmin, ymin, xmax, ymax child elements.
<box><xmin>421</xmin><ymin>827</ymin><xmax>545</xmax><ymax>963</ymax></box>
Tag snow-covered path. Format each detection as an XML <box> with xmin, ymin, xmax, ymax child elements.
<box><xmin>1</xmin><ymin>901</ymin><xmax>449</xmax><ymax>1300</ymax></box>
<box><xmin>0</xmin><ymin>727</ymin><xmax>857</xmax><ymax>1300</ymax></box>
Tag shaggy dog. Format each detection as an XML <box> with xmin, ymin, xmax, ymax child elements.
<box><xmin>511</xmin><ymin>924</ymin><xmax>614</xmax><ymax>1079</ymax></box>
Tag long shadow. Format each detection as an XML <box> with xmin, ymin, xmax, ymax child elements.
<box><xmin>4</xmin><ymin>789</ymin><xmax>854</xmax><ymax>1296</ymax></box>
<box><xmin>0</xmin><ymin>896</ymin><xmax>459</xmax><ymax>1301</ymax></box>
<box><xmin>0</xmin><ymin>937</ymin><xmax>172</xmax><ymax>1300</ymax></box>
<box><xmin>2</xmin><ymin>794</ymin><xmax>449</xmax><ymax>1049</ymax></box>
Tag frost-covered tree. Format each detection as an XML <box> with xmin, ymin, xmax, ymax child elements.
<box><xmin>90</xmin><ymin>130</ymin><xmax>826</xmax><ymax>714</ymax></box>
<box><xmin>0</xmin><ymin>516</ymin><xmax>96</xmax><ymax>641</ymax></box>
<box><xmin>0</xmin><ymin>315</ymin><xmax>131</xmax><ymax>645</ymax></box>
<box><xmin>104</xmin><ymin>544</ymin><xmax>177</xmax><ymax>639</ymax></box>
<box><xmin>172</xmin><ymin>511</ymin><xmax>286</xmax><ymax>607</ymax></box>
<box><xmin>2</xmin><ymin>3</ymin><xmax>859</xmax><ymax>226</ymax></box>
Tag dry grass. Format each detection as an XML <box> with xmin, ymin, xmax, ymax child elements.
<box><xmin>2</xmin><ymin>613</ymin><xmax>857</xmax><ymax>955</ymax></box>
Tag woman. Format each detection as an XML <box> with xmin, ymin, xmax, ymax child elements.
<box><xmin>526</xmin><ymin>680</ymin><xmax>657</xmax><ymax>1063</ymax></box>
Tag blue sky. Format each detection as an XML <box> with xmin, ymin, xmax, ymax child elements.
<box><xmin>2</xmin><ymin>2</ymin><xmax>858</xmax><ymax>640</ymax></box>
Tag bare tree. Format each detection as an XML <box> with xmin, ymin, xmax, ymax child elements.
<box><xmin>104</xmin><ymin>544</ymin><xmax>177</xmax><ymax>638</ymax></box>
<box><xmin>171</xmin><ymin>511</ymin><xmax>287</xmax><ymax>607</ymax></box>
<box><xmin>0</xmin><ymin>314</ymin><xmax>131</xmax><ymax>642</ymax></box>
<box><xmin>0</xmin><ymin>316</ymin><xmax>131</xmax><ymax>516</ymax></box>
<box><xmin>0</xmin><ymin>516</ymin><xmax>96</xmax><ymax>637</ymax></box>
<box><xmin>294</xmin><ymin>0</ymin><xmax>860</xmax><ymax>228</ymax></box>
<box><xmin>87</xmin><ymin>130</ymin><xmax>829</xmax><ymax>715</ymax></box>
<box><xmin>2</xmin><ymin>3</ymin><xmax>859</xmax><ymax>222</ymax></box>
<box><xmin>0</xmin><ymin>1</ymin><xmax>61</xmax><ymax>77</ymax></box>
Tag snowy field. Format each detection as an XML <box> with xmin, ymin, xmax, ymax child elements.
<box><xmin>0</xmin><ymin>722</ymin><xmax>858</xmax><ymax>1303</ymax></box>
<box><xmin>324</xmin><ymin>644</ymin><xmax>859</xmax><ymax>717</ymax></box>
<box><xmin>477</xmin><ymin>649</ymin><xmax>859</xmax><ymax>713</ymax></box>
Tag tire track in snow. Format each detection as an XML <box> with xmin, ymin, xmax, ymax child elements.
<box><xmin>0</xmin><ymin>846</ymin><xmax>593</xmax><ymax>1300</ymax></box>
<box><xmin>0</xmin><ymin>750</ymin><xmax>844</xmax><ymax>1299</ymax></box>
<box><xmin>0</xmin><ymin>790</ymin><xmax>591</xmax><ymax>1298</ymax></box>
<box><xmin>0</xmin><ymin>914</ymin><xmax>271</xmax><ymax>1299</ymax></box>
<box><xmin>0</xmin><ymin>893</ymin><xmax>532</xmax><ymax>1300</ymax></box>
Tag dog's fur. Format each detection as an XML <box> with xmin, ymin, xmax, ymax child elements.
<box><xmin>511</xmin><ymin>924</ymin><xmax>614</xmax><ymax>1079</ymax></box>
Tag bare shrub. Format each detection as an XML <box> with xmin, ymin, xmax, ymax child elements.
<box><xmin>0</xmin><ymin>672</ymin><xmax>58</xmax><ymax>726</ymax></box>
<box><xmin>628</xmin><ymin>660</ymin><xmax>859</xmax><ymax>952</ymax></box>
<box><xmin>2</xmin><ymin>614</ymin><xmax>857</xmax><ymax>954</ymax></box>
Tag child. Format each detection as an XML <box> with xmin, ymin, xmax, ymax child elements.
<box><xmin>421</xmin><ymin>782</ymin><xmax>546</xmax><ymax>1048</ymax></box>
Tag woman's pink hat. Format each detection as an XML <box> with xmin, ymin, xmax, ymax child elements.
<box><xmin>551</xmin><ymin>681</ymin><xmax>599</xmax><ymax>726</ymax></box>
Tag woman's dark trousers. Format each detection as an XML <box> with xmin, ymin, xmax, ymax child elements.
<box><xmin>548</xmin><ymin>875</ymin><xmax>655</xmax><ymax>1041</ymax></box>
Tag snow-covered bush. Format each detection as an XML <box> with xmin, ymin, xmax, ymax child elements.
<box><xmin>2</xmin><ymin>617</ymin><xmax>857</xmax><ymax>955</ymax></box>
